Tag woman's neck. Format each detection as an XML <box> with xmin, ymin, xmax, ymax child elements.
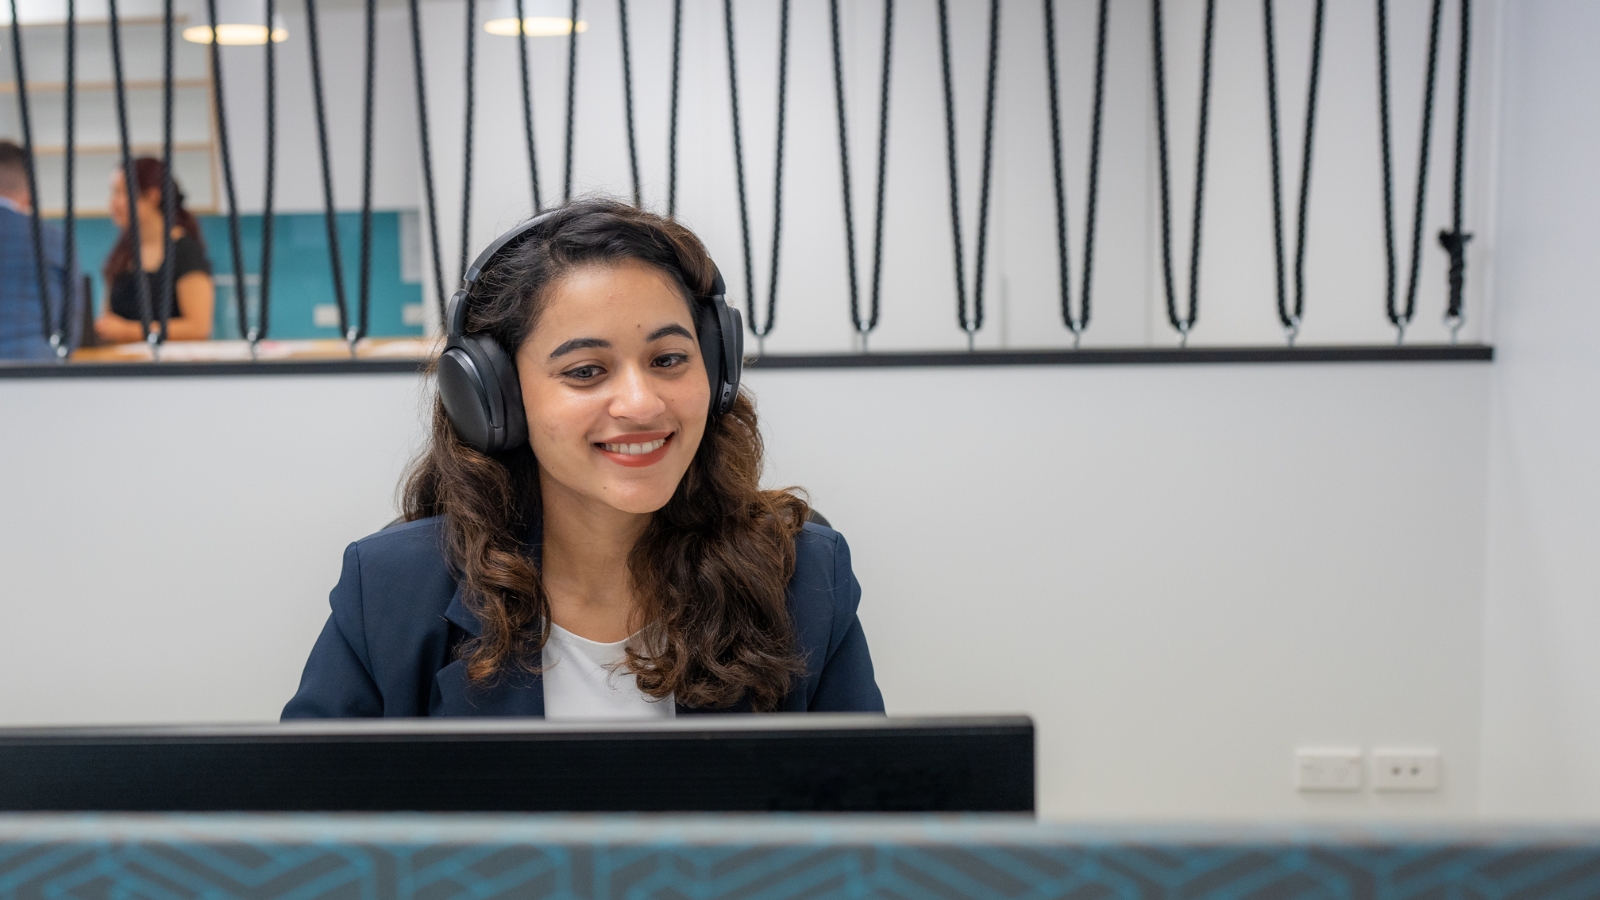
<box><xmin>537</xmin><ymin>470</ymin><xmax>651</xmax><ymax>643</ymax></box>
<box><xmin>130</xmin><ymin>211</ymin><xmax>172</xmax><ymax>271</ymax></box>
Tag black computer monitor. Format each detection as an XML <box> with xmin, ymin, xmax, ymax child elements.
<box><xmin>0</xmin><ymin>715</ymin><xmax>1033</xmax><ymax>813</ymax></box>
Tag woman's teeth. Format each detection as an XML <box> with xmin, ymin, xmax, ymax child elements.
<box><xmin>599</xmin><ymin>437</ymin><xmax>667</xmax><ymax>455</ymax></box>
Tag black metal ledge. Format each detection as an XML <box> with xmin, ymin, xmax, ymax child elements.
<box><xmin>0</xmin><ymin>358</ymin><xmax>430</xmax><ymax>379</ymax></box>
<box><xmin>0</xmin><ymin>344</ymin><xmax>1491</xmax><ymax>379</ymax></box>
<box><xmin>748</xmin><ymin>345</ymin><xmax>1493</xmax><ymax>368</ymax></box>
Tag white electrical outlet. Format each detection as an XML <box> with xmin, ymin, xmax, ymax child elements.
<box><xmin>1295</xmin><ymin>748</ymin><xmax>1363</xmax><ymax>792</ymax></box>
<box><xmin>1371</xmin><ymin>748</ymin><xmax>1441</xmax><ymax>791</ymax></box>
<box><xmin>313</xmin><ymin>304</ymin><xmax>341</xmax><ymax>328</ymax></box>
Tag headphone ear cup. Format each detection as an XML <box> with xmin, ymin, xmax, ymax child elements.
<box><xmin>438</xmin><ymin>335</ymin><xmax>527</xmax><ymax>454</ymax></box>
<box><xmin>718</xmin><ymin>302</ymin><xmax>743</xmax><ymax>414</ymax></box>
<box><xmin>478</xmin><ymin>334</ymin><xmax>528</xmax><ymax>450</ymax></box>
<box><xmin>697</xmin><ymin>297</ymin><xmax>743</xmax><ymax>416</ymax></box>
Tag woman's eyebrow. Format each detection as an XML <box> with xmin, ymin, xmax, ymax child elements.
<box><xmin>647</xmin><ymin>324</ymin><xmax>694</xmax><ymax>342</ymax></box>
<box><xmin>549</xmin><ymin>337</ymin><xmax>610</xmax><ymax>360</ymax></box>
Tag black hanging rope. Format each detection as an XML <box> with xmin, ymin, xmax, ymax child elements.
<box><xmin>935</xmin><ymin>0</ymin><xmax>1001</xmax><ymax>350</ymax></box>
<box><xmin>408</xmin><ymin>0</ymin><xmax>446</xmax><ymax>319</ymax></box>
<box><xmin>563</xmin><ymin>0</ymin><xmax>580</xmax><ymax>202</ymax></box>
<box><xmin>304</xmin><ymin>0</ymin><xmax>351</xmax><ymax>351</ymax></box>
<box><xmin>1043</xmin><ymin>0</ymin><xmax>1110</xmax><ymax>346</ymax></box>
<box><xmin>617</xmin><ymin>0</ymin><xmax>640</xmax><ymax>207</ymax></box>
<box><xmin>828</xmin><ymin>0</ymin><xmax>893</xmax><ymax>347</ymax></box>
<box><xmin>355</xmin><ymin>0</ymin><xmax>376</xmax><ymax>341</ymax></box>
<box><xmin>106</xmin><ymin>0</ymin><xmax>154</xmax><ymax>344</ymax></box>
<box><xmin>666</xmin><ymin>0</ymin><xmax>683</xmax><ymax>217</ymax></box>
<box><xmin>206</xmin><ymin>0</ymin><xmax>250</xmax><ymax>344</ymax></box>
<box><xmin>1439</xmin><ymin>0</ymin><xmax>1471</xmax><ymax>342</ymax></box>
<box><xmin>1262</xmin><ymin>0</ymin><xmax>1326</xmax><ymax>345</ymax></box>
<box><xmin>1151</xmin><ymin>0</ymin><xmax>1217</xmax><ymax>346</ymax></box>
<box><xmin>722</xmin><ymin>0</ymin><xmax>790</xmax><ymax>351</ymax></box>
<box><xmin>514</xmin><ymin>0</ymin><xmax>542</xmax><ymax>212</ymax></box>
<box><xmin>61</xmin><ymin>0</ymin><xmax>77</xmax><ymax>358</ymax></box>
<box><xmin>459</xmin><ymin>0</ymin><xmax>476</xmax><ymax>281</ymax></box>
<box><xmin>258</xmin><ymin>0</ymin><xmax>277</xmax><ymax>341</ymax></box>
<box><xmin>156</xmin><ymin>0</ymin><xmax>175</xmax><ymax>349</ymax></box>
<box><xmin>1378</xmin><ymin>0</ymin><xmax>1444</xmax><ymax>344</ymax></box>
<box><xmin>7</xmin><ymin>0</ymin><xmax>56</xmax><ymax>355</ymax></box>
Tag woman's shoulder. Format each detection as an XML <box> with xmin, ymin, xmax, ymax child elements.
<box><xmin>172</xmin><ymin>231</ymin><xmax>212</xmax><ymax>275</ymax></box>
<box><xmin>335</xmin><ymin>515</ymin><xmax>457</xmax><ymax>619</ymax></box>
<box><xmin>786</xmin><ymin>520</ymin><xmax>862</xmax><ymax>647</ymax></box>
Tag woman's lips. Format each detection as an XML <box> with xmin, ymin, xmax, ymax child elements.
<box><xmin>595</xmin><ymin>432</ymin><xmax>673</xmax><ymax>468</ymax></box>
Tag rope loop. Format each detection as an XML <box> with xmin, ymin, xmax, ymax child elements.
<box><xmin>723</xmin><ymin>0</ymin><xmax>791</xmax><ymax>347</ymax></box>
<box><xmin>156</xmin><ymin>0</ymin><xmax>176</xmax><ymax>347</ymax></box>
<box><xmin>408</xmin><ymin>0</ymin><xmax>447</xmax><ymax>322</ymax></box>
<box><xmin>106</xmin><ymin>0</ymin><xmax>156</xmax><ymax>347</ymax></box>
<box><xmin>1043</xmin><ymin>0</ymin><xmax>1110</xmax><ymax>342</ymax></box>
<box><xmin>459</xmin><ymin>0</ymin><xmax>477</xmax><ymax>284</ymax></box>
<box><xmin>257</xmin><ymin>0</ymin><xmax>278</xmax><ymax>342</ymax></box>
<box><xmin>562</xmin><ymin>0</ymin><xmax>581</xmax><ymax>203</ymax></box>
<box><xmin>1378</xmin><ymin>0</ymin><xmax>1445</xmax><ymax>343</ymax></box>
<box><xmin>7</xmin><ymin>0</ymin><xmax>59</xmax><ymax>355</ymax></box>
<box><xmin>1441</xmin><ymin>0</ymin><xmax>1473</xmax><ymax>339</ymax></box>
<box><xmin>666</xmin><ymin>0</ymin><xmax>684</xmax><ymax>217</ymax></box>
<box><xmin>618</xmin><ymin>0</ymin><xmax>641</xmax><ymax>207</ymax></box>
<box><xmin>514</xmin><ymin>0</ymin><xmax>543</xmax><ymax>212</ymax></box>
<box><xmin>355</xmin><ymin>0</ymin><xmax>377</xmax><ymax>342</ymax></box>
<box><xmin>305</xmin><ymin>0</ymin><xmax>352</xmax><ymax>351</ymax></box>
<box><xmin>935</xmin><ymin>0</ymin><xmax>1001</xmax><ymax>346</ymax></box>
<box><xmin>1150</xmin><ymin>0</ymin><xmax>1218</xmax><ymax>343</ymax></box>
<box><xmin>1263</xmin><ymin>0</ymin><xmax>1327</xmax><ymax>345</ymax></box>
<box><xmin>829</xmin><ymin>0</ymin><xmax>894</xmax><ymax>347</ymax></box>
<box><xmin>205</xmin><ymin>0</ymin><xmax>251</xmax><ymax>343</ymax></box>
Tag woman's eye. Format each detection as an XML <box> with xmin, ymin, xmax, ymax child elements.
<box><xmin>564</xmin><ymin>365</ymin><xmax>603</xmax><ymax>381</ymax></box>
<box><xmin>654</xmin><ymin>353</ymin><xmax>690</xmax><ymax>369</ymax></box>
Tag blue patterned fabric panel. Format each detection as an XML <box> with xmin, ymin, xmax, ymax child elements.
<box><xmin>2</xmin><ymin>816</ymin><xmax>1598</xmax><ymax>899</ymax></box>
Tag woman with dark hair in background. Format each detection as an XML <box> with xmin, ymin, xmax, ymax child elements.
<box><xmin>94</xmin><ymin>158</ymin><xmax>215</xmax><ymax>343</ymax></box>
<box><xmin>283</xmin><ymin>198</ymin><xmax>882</xmax><ymax>719</ymax></box>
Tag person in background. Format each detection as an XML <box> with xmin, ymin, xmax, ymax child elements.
<box><xmin>95</xmin><ymin>158</ymin><xmax>214</xmax><ymax>343</ymax></box>
<box><xmin>0</xmin><ymin>140</ymin><xmax>79</xmax><ymax>361</ymax></box>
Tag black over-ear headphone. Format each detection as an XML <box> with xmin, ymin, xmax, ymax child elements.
<box><xmin>437</xmin><ymin>211</ymin><xmax>744</xmax><ymax>455</ymax></box>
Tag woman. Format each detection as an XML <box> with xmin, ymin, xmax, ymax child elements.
<box><xmin>283</xmin><ymin>199</ymin><xmax>882</xmax><ymax>718</ymax></box>
<box><xmin>94</xmin><ymin>158</ymin><xmax>215</xmax><ymax>343</ymax></box>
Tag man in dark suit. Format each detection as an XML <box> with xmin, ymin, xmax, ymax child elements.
<box><xmin>0</xmin><ymin>140</ymin><xmax>78</xmax><ymax>361</ymax></box>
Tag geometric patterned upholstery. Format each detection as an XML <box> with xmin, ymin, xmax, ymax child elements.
<box><xmin>3</xmin><ymin>815</ymin><xmax>1598</xmax><ymax>899</ymax></box>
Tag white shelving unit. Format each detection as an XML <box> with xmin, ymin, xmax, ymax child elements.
<box><xmin>0</xmin><ymin>17</ymin><xmax>218</xmax><ymax>216</ymax></box>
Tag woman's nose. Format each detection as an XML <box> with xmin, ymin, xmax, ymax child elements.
<box><xmin>608</xmin><ymin>364</ymin><xmax>667</xmax><ymax>422</ymax></box>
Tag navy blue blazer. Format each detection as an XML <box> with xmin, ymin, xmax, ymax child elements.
<box><xmin>282</xmin><ymin>517</ymin><xmax>884</xmax><ymax>718</ymax></box>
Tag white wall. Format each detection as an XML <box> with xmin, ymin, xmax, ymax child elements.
<box><xmin>0</xmin><ymin>362</ymin><xmax>1491</xmax><ymax>821</ymax></box>
<box><xmin>1478</xmin><ymin>0</ymin><xmax>1600</xmax><ymax>820</ymax></box>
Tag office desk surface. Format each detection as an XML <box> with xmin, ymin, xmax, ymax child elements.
<box><xmin>2</xmin><ymin>814</ymin><xmax>1597</xmax><ymax>899</ymax></box>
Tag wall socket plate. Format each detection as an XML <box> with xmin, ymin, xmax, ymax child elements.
<box><xmin>1371</xmin><ymin>748</ymin><xmax>1441</xmax><ymax>791</ymax></box>
<box><xmin>1295</xmin><ymin>748</ymin><xmax>1363</xmax><ymax>792</ymax></box>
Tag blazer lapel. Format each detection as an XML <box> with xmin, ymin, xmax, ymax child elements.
<box><xmin>431</xmin><ymin>583</ymin><xmax>546</xmax><ymax>717</ymax></box>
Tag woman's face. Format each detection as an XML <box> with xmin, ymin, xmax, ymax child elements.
<box><xmin>107</xmin><ymin>170</ymin><xmax>129</xmax><ymax>229</ymax></box>
<box><xmin>107</xmin><ymin>170</ymin><xmax>159</xmax><ymax>231</ymax></box>
<box><xmin>515</xmin><ymin>260</ymin><xmax>712</xmax><ymax>517</ymax></box>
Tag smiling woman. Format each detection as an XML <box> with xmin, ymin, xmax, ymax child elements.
<box><xmin>282</xmin><ymin>199</ymin><xmax>883</xmax><ymax>720</ymax></box>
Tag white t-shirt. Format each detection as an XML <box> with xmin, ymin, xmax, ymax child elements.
<box><xmin>541</xmin><ymin>623</ymin><xmax>676</xmax><ymax>721</ymax></box>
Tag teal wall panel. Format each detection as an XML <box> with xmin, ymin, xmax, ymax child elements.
<box><xmin>60</xmin><ymin>211</ymin><xmax>423</xmax><ymax>340</ymax></box>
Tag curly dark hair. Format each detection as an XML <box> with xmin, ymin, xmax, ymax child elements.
<box><xmin>402</xmin><ymin>198</ymin><xmax>808</xmax><ymax>711</ymax></box>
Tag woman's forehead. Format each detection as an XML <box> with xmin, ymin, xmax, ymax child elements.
<box><xmin>531</xmin><ymin>263</ymin><xmax>695</xmax><ymax>337</ymax></box>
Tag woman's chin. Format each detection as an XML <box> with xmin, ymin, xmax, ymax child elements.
<box><xmin>598</xmin><ymin>490</ymin><xmax>676</xmax><ymax>516</ymax></box>
<box><xmin>588</xmin><ymin>475</ymin><xmax>683</xmax><ymax>515</ymax></box>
